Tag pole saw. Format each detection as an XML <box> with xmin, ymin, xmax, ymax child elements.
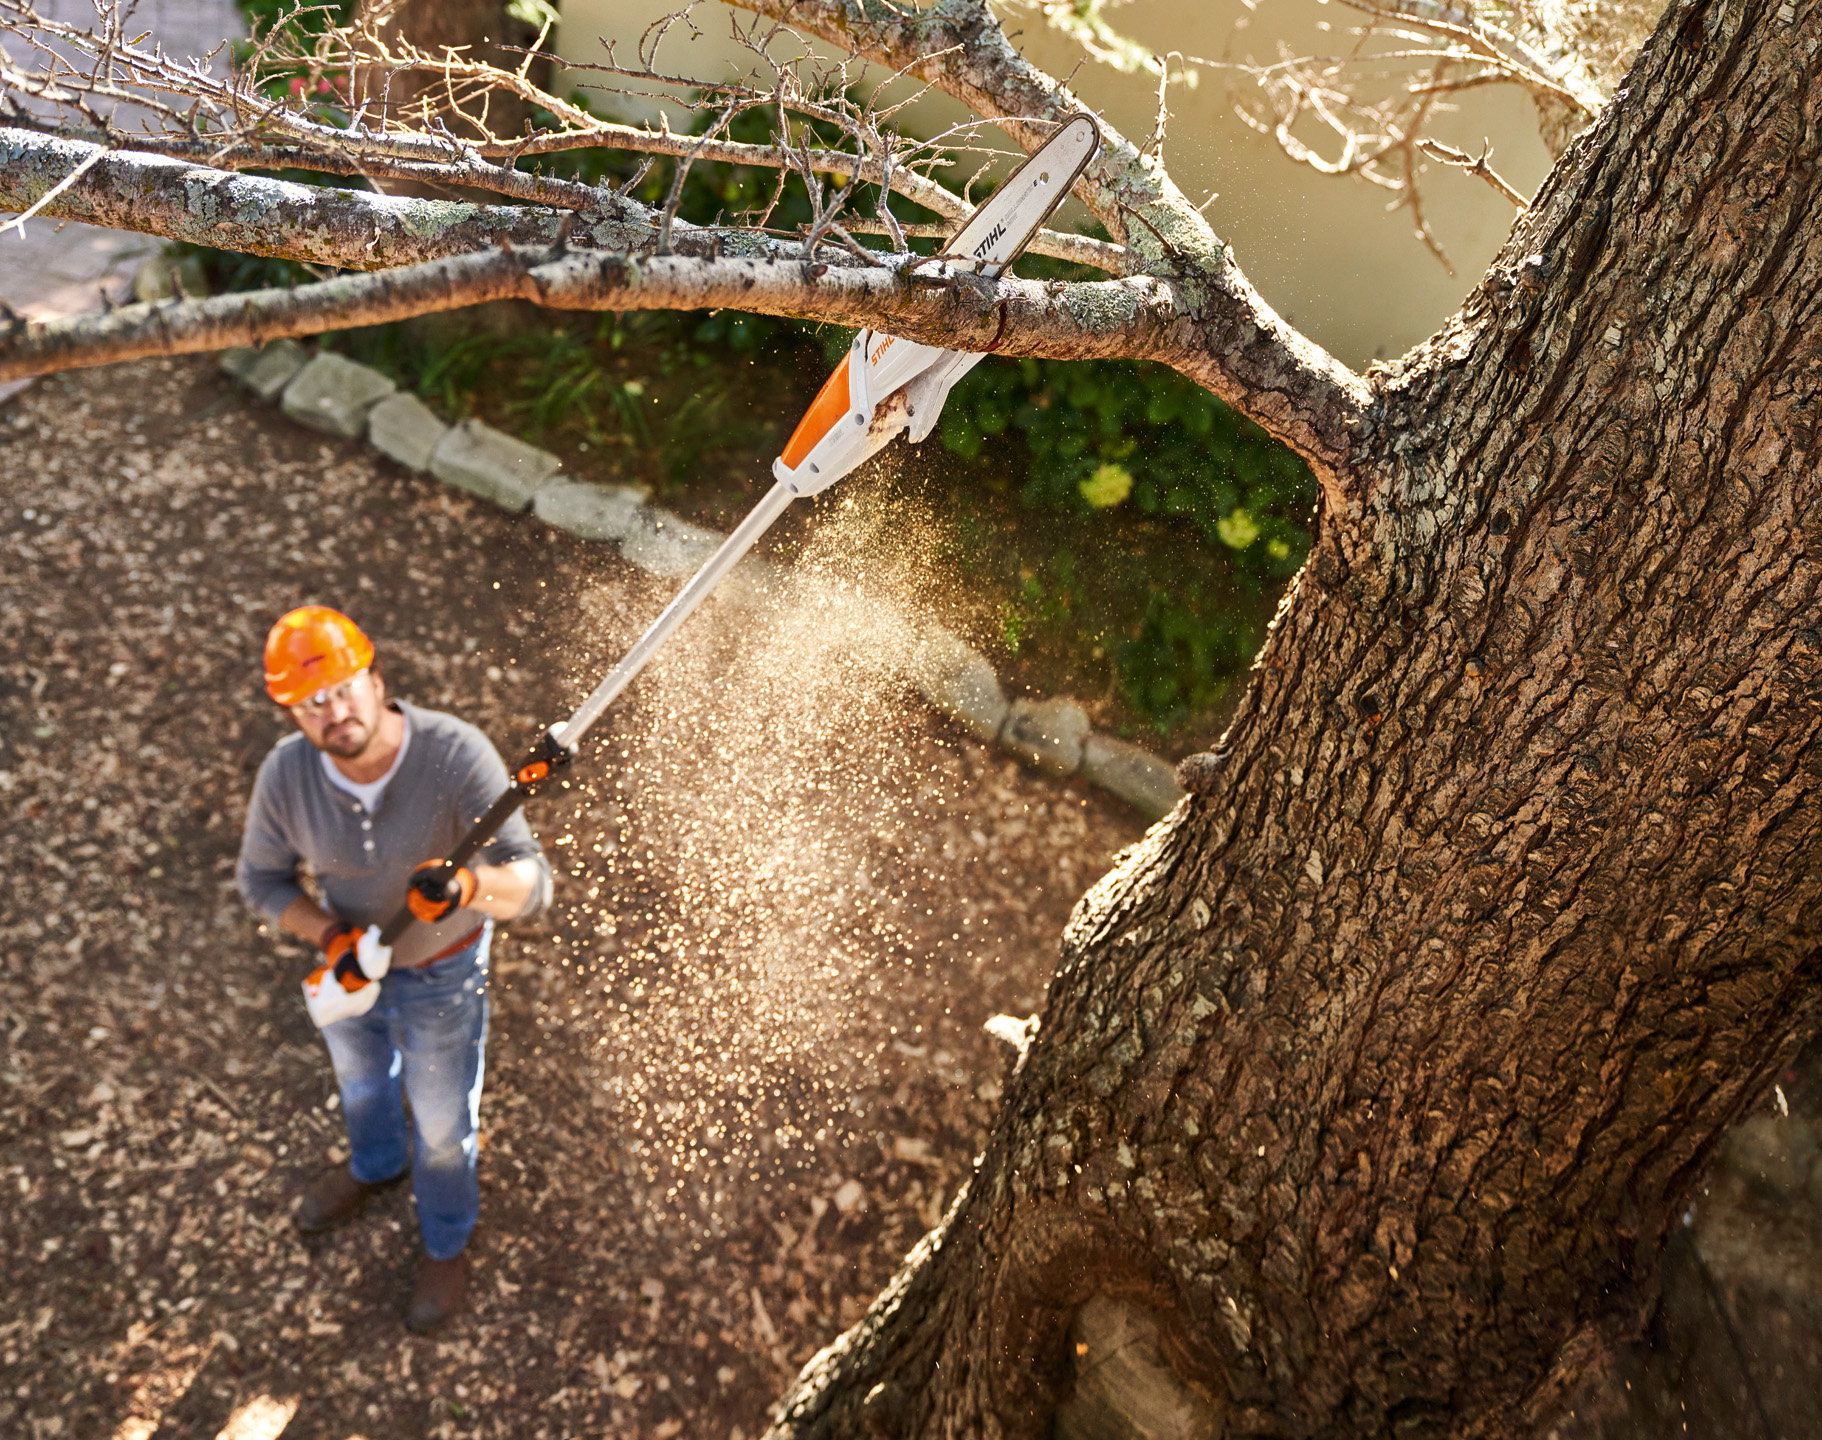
<box><xmin>304</xmin><ymin>115</ymin><xmax>1099</xmax><ymax>1021</ymax></box>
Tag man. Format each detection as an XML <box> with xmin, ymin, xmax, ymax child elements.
<box><xmin>237</xmin><ymin>605</ymin><xmax>552</xmax><ymax>1332</ymax></box>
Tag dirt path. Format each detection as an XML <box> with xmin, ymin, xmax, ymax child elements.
<box><xmin>0</xmin><ymin>358</ymin><xmax>1147</xmax><ymax>1440</ymax></box>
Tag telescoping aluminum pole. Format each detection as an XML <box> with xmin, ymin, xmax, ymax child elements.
<box><xmin>372</xmin><ymin>482</ymin><xmax>795</xmax><ymax>944</ymax></box>
<box><xmin>375</xmin><ymin>115</ymin><xmax>1101</xmax><ymax>949</ymax></box>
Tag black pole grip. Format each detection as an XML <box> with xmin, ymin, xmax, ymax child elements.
<box><xmin>377</xmin><ymin>786</ymin><xmax>529</xmax><ymax>946</ymax></box>
<box><xmin>376</xmin><ymin>729</ymin><xmax>576</xmax><ymax>948</ymax></box>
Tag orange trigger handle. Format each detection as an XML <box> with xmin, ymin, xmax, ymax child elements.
<box><xmin>514</xmin><ymin>729</ymin><xmax>576</xmax><ymax>792</ymax></box>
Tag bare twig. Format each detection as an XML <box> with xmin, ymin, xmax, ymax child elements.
<box><xmin>1081</xmin><ymin>0</ymin><xmax>1628</xmax><ymax>267</ymax></box>
<box><xmin>1117</xmin><ymin>200</ymin><xmax>1183</xmax><ymax>262</ymax></box>
<box><xmin>874</xmin><ymin>151</ymin><xmax>906</xmax><ymax>252</ymax></box>
<box><xmin>616</xmin><ymin>155</ymin><xmax>655</xmax><ymax>199</ymax></box>
<box><xmin>1417</xmin><ymin>135</ymin><xmax>1526</xmax><ymax>207</ymax></box>
<box><xmin>1143</xmin><ymin>52</ymin><xmax>1183</xmax><ymax>161</ymax></box>
<box><xmin>657</xmin><ymin>100</ymin><xmax>738</xmax><ymax>255</ymax></box>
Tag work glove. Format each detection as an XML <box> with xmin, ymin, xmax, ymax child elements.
<box><xmin>318</xmin><ymin>920</ymin><xmax>392</xmax><ymax>981</ymax></box>
<box><xmin>301</xmin><ymin>921</ymin><xmax>392</xmax><ymax>1029</ymax></box>
<box><xmin>408</xmin><ymin>859</ymin><xmax>477</xmax><ymax>923</ymax></box>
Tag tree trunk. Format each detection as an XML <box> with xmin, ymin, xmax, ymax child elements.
<box><xmin>765</xmin><ymin>2</ymin><xmax>1822</xmax><ymax>1436</ymax></box>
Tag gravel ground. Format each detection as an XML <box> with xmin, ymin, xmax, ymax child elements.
<box><xmin>0</xmin><ymin>358</ymin><xmax>1147</xmax><ymax>1440</ymax></box>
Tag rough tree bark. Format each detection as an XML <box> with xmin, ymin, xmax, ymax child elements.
<box><xmin>0</xmin><ymin>0</ymin><xmax>1817</xmax><ymax>1435</ymax></box>
<box><xmin>757</xmin><ymin>4</ymin><xmax>1822</xmax><ymax>1437</ymax></box>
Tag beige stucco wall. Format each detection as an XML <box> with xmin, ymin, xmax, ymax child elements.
<box><xmin>552</xmin><ymin>0</ymin><xmax>1558</xmax><ymax>371</ymax></box>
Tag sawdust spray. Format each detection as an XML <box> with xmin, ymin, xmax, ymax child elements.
<box><xmin>547</xmin><ymin>478</ymin><xmax>990</xmax><ymax>1219</ymax></box>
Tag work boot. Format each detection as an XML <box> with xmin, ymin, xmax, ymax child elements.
<box><xmin>406</xmin><ymin>1251</ymin><xmax>469</xmax><ymax>1334</ymax></box>
<box><xmin>292</xmin><ymin>1164</ymin><xmax>400</xmax><ymax>1234</ymax></box>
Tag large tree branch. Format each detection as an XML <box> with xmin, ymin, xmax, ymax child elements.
<box><xmin>0</xmin><ymin>0</ymin><xmax>1373</xmax><ymax>496</ymax></box>
<box><xmin>0</xmin><ymin>124</ymin><xmax>1128</xmax><ymax>272</ymax></box>
<box><xmin>0</xmin><ymin>126</ymin><xmax>582</xmax><ymax>265</ymax></box>
<box><xmin>0</xmin><ymin>125</ymin><xmax>909</xmax><ymax>270</ymax></box>
<box><xmin>0</xmin><ymin>1</ymin><xmax>1368</xmax><ymax>489</ymax></box>
<box><xmin>728</xmin><ymin>0</ymin><xmax>1369</xmax><ymax>500</ymax></box>
<box><xmin>0</xmin><ymin>128</ymin><xmax>1366</xmax><ymax>491</ymax></box>
<box><xmin>0</xmin><ymin>238</ymin><xmax>1364</xmax><ymax>490</ymax></box>
<box><xmin>0</xmin><ymin>1</ymin><xmax>1130</xmax><ymax>269</ymax></box>
<box><xmin>0</xmin><ymin>247</ymin><xmax>1159</xmax><ymax>368</ymax></box>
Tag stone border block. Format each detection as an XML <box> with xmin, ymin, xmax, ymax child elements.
<box><xmin>1000</xmin><ymin>696</ymin><xmax>1091</xmax><ymax>775</ymax></box>
<box><xmin>619</xmin><ymin>507</ymin><xmax>724</xmax><ymax>577</ymax></box>
<box><xmin>429</xmin><ymin>419</ymin><xmax>560</xmax><ymax>513</ymax></box>
<box><xmin>220</xmin><ymin>338</ymin><xmax>308</xmax><ymax>400</ymax></box>
<box><xmin>281</xmin><ymin>353</ymin><xmax>396</xmax><ymax>437</ymax></box>
<box><xmin>1082</xmin><ymin>733</ymin><xmax>1185</xmax><ymax>820</ymax></box>
<box><xmin>904</xmin><ymin>629</ymin><xmax>1008</xmax><ymax>742</ymax></box>
<box><xmin>532</xmin><ymin>476</ymin><xmax>648</xmax><ymax>542</ymax></box>
<box><xmin>367</xmin><ymin>392</ymin><xmax>448</xmax><ymax>473</ymax></box>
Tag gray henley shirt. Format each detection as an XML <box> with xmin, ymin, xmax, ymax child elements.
<box><xmin>236</xmin><ymin>699</ymin><xmax>552</xmax><ymax>968</ymax></box>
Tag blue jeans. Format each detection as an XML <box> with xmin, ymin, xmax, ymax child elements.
<box><xmin>320</xmin><ymin>926</ymin><xmax>491</xmax><ymax>1260</ymax></box>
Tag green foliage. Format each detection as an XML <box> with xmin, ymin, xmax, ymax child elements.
<box><xmin>235</xmin><ymin>0</ymin><xmax>351</xmax><ymax>40</ymax></box>
<box><xmin>940</xmin><ymin>356</ymin><xmax>1314</xmax><ymax>585</ymax></box>
<box><xmin>1118</xmin><ymin>586</ymin><xmax>1254</xmax><ymax>726</ymax></box>
<box><xmin>232</xmin><ymin>0</ymin><xmax>356</xmax><ymax>104</ymax></box>
<box><xmin>306</xmin><ymin>308</ymin><xmax>775</xmax><ymax>482</ymax></box>
<box><xmin>505</xmin><ymin>0</ymin><xmax>559</xmax><ymax>26</ymax></box>
<box><xmin>998</xmin><ymin>551</ymin><xmax>1085</xmax><ymax>655</ymax></box>
<box><xmin>931</xmin><ymin>355</ymin><xmax>1313</xmax><ymax>728</ymax></box>
<box><xmin>1080</xmin><ymin>462</ymin><xmax>1134</xmax><ymax>509</ymax></box>
<box><xmin>175</xmin><ymin>242</ymin><xmax>325</xmax><ymax>293</ymax></box>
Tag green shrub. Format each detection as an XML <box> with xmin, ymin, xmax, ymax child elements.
<box><xmin>940</xmin><ymin>356</ymin><xmax>1313</xmax><ymax>586</ymax></box>
<box><xmin>1118</xmin><ymin>585</ymin><xmax>1256</xmax><ymax>725</ymax></box>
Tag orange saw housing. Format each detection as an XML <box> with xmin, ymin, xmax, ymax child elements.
<box><xmin>779</xmin><ymin>354</ymin><xmax>854</xmax><ymax>470</ymax></box>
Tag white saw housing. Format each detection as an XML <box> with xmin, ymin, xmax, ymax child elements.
<box><xmin>772</xmin><ymin>115</ymin><xmax>1099</xmax><ymax>497</ymax></box>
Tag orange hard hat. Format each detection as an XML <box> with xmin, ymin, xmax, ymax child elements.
<box><xmin>263</xmin><ymin>606</ymin><xmax>375</xmax><ymax>706</ymax></box>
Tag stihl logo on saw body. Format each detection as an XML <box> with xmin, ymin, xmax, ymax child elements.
<box><xmin>973</xmin><ymin>222</ymin><xmax>1007</xmax><ymax>258</ymax></box>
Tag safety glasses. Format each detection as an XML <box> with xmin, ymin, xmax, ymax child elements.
<box><xmin>292</xmin><ymin>668</ymin><xmax>371</xmax><ymax>718</ymax></box>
